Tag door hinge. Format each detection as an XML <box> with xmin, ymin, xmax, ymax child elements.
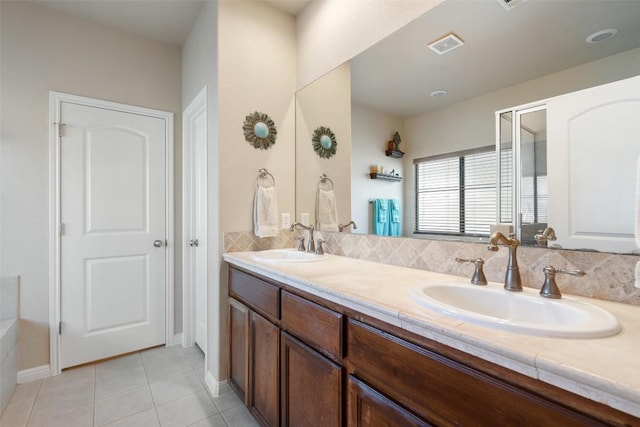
<box><xmin>54</xmin><ymin>122</ymin><xmax>66</xmax><ymax>138</ymax></box>
<box><xmin>58</xmin><ymin>321</ymin><xmax>62</xmax><ymax>335</ymax></box>
<box><xmin>58</xmin><ymin>223</ymin><xmax>65</xmax><ymax>236</ymax></box>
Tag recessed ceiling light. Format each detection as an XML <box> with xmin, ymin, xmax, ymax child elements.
<box><xmin>430</xmin><ymin>90</ymin><xmax>447</xmax><ymax>98</ymax></box>
<box><xmin>586</xmin><ymin>28</ymin><xmax>618</xmax><ymax>44</ymax></box>
<box><xmin>428</xmin><ymin>33</ymin><xmax>464</xmax><ymax>55</ymax></box>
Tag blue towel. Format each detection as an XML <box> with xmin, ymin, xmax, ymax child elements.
<box><xmin>389</xmin><ymin>198</ymin><xmax>401</xmax><ymax>237</ymax></box>
<box><xmin>373</xmin><ymin>199</ymin><xmax>390</xmax><ymax>236</ymax></box>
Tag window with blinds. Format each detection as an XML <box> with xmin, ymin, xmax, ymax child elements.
<box><xmin>415</xmin><ymin>147</ymin><xmax>496</xmax><ymax>236</ymax></box>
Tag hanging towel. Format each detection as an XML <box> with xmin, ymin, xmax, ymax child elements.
<box><xmin>389</xmin><ymin>198</ymin><xmax>401</xmax><ymax>237</ymax></box>
<box><xmin>254</xmin><ymin>186</ymin><xmax>278</xmax><ymax>238</ymax></box>
<box><xmin>317</xmin><ymin>189</ymin><xmax>339</xmax><ymax>231</ymax></box>
<box><xmin>373</xmin><ymin>199</ymin><xmax>390</xmax><ymax>236</ymax></box>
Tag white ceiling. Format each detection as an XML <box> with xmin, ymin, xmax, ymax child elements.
<box><xmin>30</xmin><ymin>0</ymin><xmax>311</xmax><ymax>47</ymax></box>
<box><xmin>351</xmin><ymin>0</ymin><xmax>640</xmax><ymax>118</ymax></box>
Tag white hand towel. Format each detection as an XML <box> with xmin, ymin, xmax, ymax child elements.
<box><xmin>254</xmin><ymin>186</ymin><xmax>278</xmax><ymax>238</ymax></box>
<box><xmin>317</xmin><ymin>189</ymin><xmax>339</xmax><ymax>231</ymax></box>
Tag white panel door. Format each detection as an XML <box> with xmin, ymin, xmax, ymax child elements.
<box><xmin>193</xmin><ymin>111</ymin><xmax>208</xmax><ymax>353</ymax></box>
<box><xmin>183</xmin><ymin>89</ymin><xmax>208</xmax><ymax>354</ymax></box>
<box><xmin>60</xmin><ymin>101</ymin><xmax>167</xmax><ymax>369</ymax></box>
<box><xmin>547</xmin><ymin>75</ymin><xmax>640</xmax><ymax>253</ymax></box>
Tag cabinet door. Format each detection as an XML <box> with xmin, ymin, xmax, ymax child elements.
<box><xmin>228</xmin><ymin>298</ymin><xmax>249</xmax><ymax>404</ymax></box>
<box><xmin>347</xmin><ymin>376</ymin><xmax>431</xmax><ymax>427</ymax></box>
<box><xmin>250</xmin><ymin>311</ymin><xmax>280</xmax><ymax>427</ymax></box>
<box><xmin>281</xmin><ymin>332</ymin><xmax>342</xmax><ymax>427</ymax></box>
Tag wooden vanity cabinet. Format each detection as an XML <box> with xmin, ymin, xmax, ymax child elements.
<box><xmin>346</xmin><ymin>319</ymin><xmax>616</xmax><ymax>427</ymax></box>
<box><xmin>347</xmin><ymin>375</ymin><xmax>431</xmax><ymax>427</ymax></box>
<box><xmin>228</xmin><ymin>268</ymin><xmax>280</xmax><ymax>427</ymax></box>
<box><xmin>227</xmin><ymin>265</ymin><xmax>639</xmax><ymax>427</ymax></box>
<box><xmin>281</xmin><ymin>332</ymin><xmax>342</xmax><ymax>427</ymax></box>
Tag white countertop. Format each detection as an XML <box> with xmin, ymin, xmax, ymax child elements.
<box><xmin>223</xmin><ymin>250</ymin><xmax>640</xmax><ymax>418</ymax></box>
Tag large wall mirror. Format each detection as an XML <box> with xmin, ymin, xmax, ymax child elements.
<box><xmin>295</xmin><ymin>0</ymin><xmax>640</xmax><ymax>254</ymax></box>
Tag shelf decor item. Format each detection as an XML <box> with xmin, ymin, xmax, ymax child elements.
<box><xmin>385</xmin><ymin>131</ymin><xmax>405</xmax><ymax>158</ymax></box>
<box><xmin>243</xmin><ymin>111</ymin><xmax>277</xmax><ymax>150</ymax></box>
<box><xmin>312</xmin><ymin>126</ymin><xmax>337</xmax><ymax>159</ymax></box>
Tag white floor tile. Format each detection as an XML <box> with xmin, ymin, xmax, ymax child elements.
<box><xmin>140</xmin><ymin>345</ymin><xmax>184</xmax><ymax>365</ymax></box>
<box><xmin>38</xmin><ymin>365</ymin><xmax>95</xmax><ymax>395</ymax></box>
<box><xmin>27</xmin><ymin>402</ymin><xmax>93</xmax><ymax>427</ymax></box>
<box><xmin>101</xmin><ymin>408</ymin><xmax>160</xmax><ymax>427</ymax></box>
<box><xmin>4</xmin><ymin>349</ymin><xmax>256</xmax><ymax>427</ymax></box>
<box><xmin>0</xmin><ymin>380</ymin><xmax>42</xmax><ymax>427</ymax></box>
<box><xmin>220</xmin><ymin>405</ymin><xmax>259</xmax><ymax>427</ymax></box>
<box><xmin>30</xmin><ymin>378</ymin><xmax>94</xmax><ymax>419</ymax></box>
<box><xmin>150</xmin><ymin>370</ymin><xmax>204</xmax><ymax>406</ymax></box>
<box><xmin>211</xmin><ymin>391</ymin><xmax>243</xmax><ymax>414</ymax></box>
<box><xmin>95</xmin><ymin>365</ymin><xmax>148</xmax><ymax>399</ymax></box>
<box><xmin>144</xmin><ymin>358</ymin><xmax>193</xmax><ymax>384</ymax></box>
<box><xmin>155</xmin><ymin>389</ymin><xmax>219</xmax><ymax>427</ymax></box>
<box><xmin>95</xmin><ymin>385</ymin><xmax>154</xmax><ymax>426</ymax></box>
<box><xmin>189</xmin><ymin>413</ymin><xmax>227</xmax><ymax>427</ymax></box>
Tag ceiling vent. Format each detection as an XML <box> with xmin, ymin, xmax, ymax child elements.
<box><xmin>428</xmin><ymin>33</ymin><xmax>464</xmax><ymax>55</ymax></box>
<box><xmin>497</xmin><ymin>0</ymin><xmax>528</xmax><ymax>11</ymax></box>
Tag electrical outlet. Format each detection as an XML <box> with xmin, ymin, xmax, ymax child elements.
<box><xmin>281</xmin><ymin>213</ymin><xmax>291</xmax><ymax>230</ymax></box>
<box><xmin>301</xmin><ymin>213</ymin><xmax>310</xmax><ymax>226</ymax></box>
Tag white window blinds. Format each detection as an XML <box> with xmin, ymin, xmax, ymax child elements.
<box><xmin>415</xmin><ymin>148</ymin><xmax>496</xmax><ymax>236</ymax></box>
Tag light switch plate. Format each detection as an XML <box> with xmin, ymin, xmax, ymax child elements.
<box><xmin>301</xmin><ymin>213</ymin><xmax>310</xmax><ymax>226</ymax></box>
<box><xmin>281</xmin><ymin>213</ymin><xmax>291</xmax><ymax>230</ymax></box>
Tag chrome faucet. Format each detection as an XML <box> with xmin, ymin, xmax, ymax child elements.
<box><xmin>290</xmin><ymin>222</ymin><xmax>315</xmax><ymax>253</ymax></box>
<box><xmin>338</xmin><ymin>221</ymin><xmax>358</xmax><ymax>232</ymax></box>
<box><xmin>487</xmin><ymin>231</ymin><xmax>522</xmax><ymax>292</ymax></box>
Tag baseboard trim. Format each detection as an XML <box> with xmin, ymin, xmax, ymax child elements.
<box><xmin>18</xmin><ymin>365</ymin><xmax>51</xmax><ymax>383</ymax></box>
<box><xmin>171</xmin><ymin>333</ymin><xmax>183</xmax><ymax>346</ymax></box>
<box><xmin>205</xmin><ymin>372</ymin><xmax>226</xmax><ymax>397</ymax></box>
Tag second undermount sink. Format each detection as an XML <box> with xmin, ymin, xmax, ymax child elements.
<box><xmin>409</xmin><ymin>283</ymin><xmax>620</xmax><ymax>339</ymax></box>
<box><xmin>252</xmin><ymin>249</ymin><xmax>328</xmax><ymax>263</ymax></box>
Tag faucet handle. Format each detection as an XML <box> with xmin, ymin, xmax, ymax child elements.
<box><xmin>316</xmin><ymin>239</ymin><xmax>325</xmax><ymax>255</ymax></box>
<box><xmin>455</xmin><ymin>257</ymin><xmax>488</xmax><ymax>286</ymax></box>
<box><xmin>294</xmin><ymin>236</ymin><xmax>305</xmax><ymax>252</ymax></box>
<box><xmin>540</xmin><ymin>266</ymin><xmax>586</xmax><ymax>299</ymax></box>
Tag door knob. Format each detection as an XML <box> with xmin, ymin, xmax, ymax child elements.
<box><xmin>153</xmin><ymin>240</ymin><xmax>164</xmax><ymax>248</ymax></box>
<box><xmin>189</xmin><ymin>239</ymin><xmax>199</xmax><ymax>247</ymax></box>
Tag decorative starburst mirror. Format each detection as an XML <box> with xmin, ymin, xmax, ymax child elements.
<box><xmin>243</xmin><ymin>111</ymin><xmax>277</xmax><ymax>150</ymax></box>
<box><xmin>312</xmin><ymin>126</ymin><xmax>337</xmax><ymax>159</ymax></box>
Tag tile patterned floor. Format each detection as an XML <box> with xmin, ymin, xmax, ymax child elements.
<box><xmin>1</xmin><ymin>345</ymin><xmax>258</xmax><ymax>427</ymax></box>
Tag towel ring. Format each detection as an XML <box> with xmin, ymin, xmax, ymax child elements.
<box><xmin>318</xmin><ymin>173</ymin><xmax>334</xmax><ymax>191</ymax></box>
<box><xmin>256</xmin><ymin>168</ymin><xmax>276</xmax><ymax>188</ymax></box>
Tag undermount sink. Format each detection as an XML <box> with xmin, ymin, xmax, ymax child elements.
<box><xmin>409</xmin><ymin>283</ymin><xmax>620</xmax><ymax>338</ymax></box>
<box><xmin>252</xmin><ymin>249</ymin><xmax>328</xmax><ymax>263</ymax></box>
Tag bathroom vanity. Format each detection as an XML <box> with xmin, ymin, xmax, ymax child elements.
<box><xmin>223</xmin><ymin>251</ymin><xmax>640</xmax><ymax>426</ymax></box>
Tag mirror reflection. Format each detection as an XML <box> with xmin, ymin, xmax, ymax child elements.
<box><xmin>295</xmin><ymin>0</ymin><xmax>640</xmax><ymax>253</ymax></box>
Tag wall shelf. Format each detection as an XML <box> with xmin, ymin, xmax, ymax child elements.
<box><xmin>370</xmin><ymin>173</ymin><xmax>402</xmax><ymax>182</ymax></box>
<box><xmin>385</xmin><ymin>149</ymin><xmax>405</xmax><ymax>158</ymax></box>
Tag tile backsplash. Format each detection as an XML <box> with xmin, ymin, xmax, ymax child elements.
<box><xmin>223</xmin><ymin>231</ymin><xmax>640</xmax><ymax>306</ymax></box>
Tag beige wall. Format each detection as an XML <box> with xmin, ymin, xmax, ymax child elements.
<box><xmin>0</xmin><ymin>1</ymin><xmax>182</xmax><ymax>370</ymax></box>
<box><xmin>296</xmin><ymin>0</ymin><xmax>443</xmax><ymax>89</ymax></box>
<box><xmin>351</xmin><ymin>105</ymin><xmax>404</xmax><ymax>235</ymax></box>
<box><xmin>181</xmin><ymin>1</ymin><xmax>221</xmax><ymax>381</ymax></box>
<box><xmin>403</xmin><ymin>47</ymin><xmax>640</xmax><ymax>235</ymax></box>
<box><xmin>295</xmin><ymin>62</ymin><xmax>351</xmax><ymax>228</ymax></box>
<box><xmin>215</xmin><ymin>0</ymin><xmax>296</xmax><ymax>380</ymax></box>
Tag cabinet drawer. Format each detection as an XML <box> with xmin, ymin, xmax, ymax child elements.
<box><xmin>281</xmin><ymin>291</ymin><xmax>343</xmax><ymax>361</ymax></box>
<box><xmin>347</xmin><ymin>319</ymin><xmax>601</xmax><ymax>427</ymax></box>
<box><xmin>229</xmin><ymin>268</ymin><xmax>279</xmax><ymax>322</ymax></box>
